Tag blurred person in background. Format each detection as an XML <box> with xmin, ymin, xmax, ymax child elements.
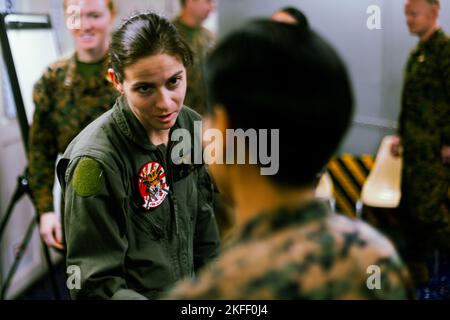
<box><xmin>391</xmin><ymin>0</ymin><xmax>450</xmax><ymax>295</ymax></box>
<box><xmin>172</xmin><ymin>0</ymin><xmax>216</xmax><ymax>115</ymax></box>
<box><xmin>28</xmin><ymin>0</ymin><xmax>118</xmax><ymax>251</ymax></box>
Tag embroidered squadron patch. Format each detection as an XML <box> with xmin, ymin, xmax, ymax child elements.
<box><xmin>138</xmin><ymin>162</ymin><xmax>169</xmax><ymax>210</ymax></box>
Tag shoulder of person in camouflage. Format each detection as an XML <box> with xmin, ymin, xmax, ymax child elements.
<box><xmin>433</xmin><ymin>28</ymin><xmax>449</xmax><ymax>49</ymax></box>
<box><xmin>43</xmin><ymin>53</ymin><xmax>74</xmax><ymax>82</ymax></box>
<box><xmin>199</xmin><ymin>25</ymin><xmax>215</xmax><ymax>48</ymax></box>
<box><xmin>400</xmin><ymin>28</ymin><xmax>450</xmax><ymax>134</ymax></box>
<box><xmin>165</xmin><ymin>202</ymin><xmax>413</xmax><ymax>300</ymax></box>
<box><xmin>33</xmin><ymin>54</ymin><xmax>75</xmax><ymax>102</ymax></box>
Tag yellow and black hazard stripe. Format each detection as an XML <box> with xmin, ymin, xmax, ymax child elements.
<box><xmin>327</xmin><ymin>154</ymin><xmax>374</xmax><ymax>218</ymax></box>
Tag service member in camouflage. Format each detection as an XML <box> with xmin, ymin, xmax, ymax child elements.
<box><xmin>391</xmin><ymin>0</ymin><xmax>450</xmax><ymax>287</ymax></box>
<box><xmin>165</xmin><ymin>20</ymin><xmax>414</xmax><ymax>300</ymax></box>
<box><xmin>57</xmin><ymin>12</ymin><xmax>220</xmax><ymax>299</ymax></box>
<box><xmin>173</xmin><ymin>0</ymin><xmax>215</xmax><ymax>116</ymax></box>
<box><xmin>28</xmin><ymin>0</ymin><xmax>118</xmax><ymax>250</ymax></box>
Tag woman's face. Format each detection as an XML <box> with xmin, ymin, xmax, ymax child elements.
<box><xmin>66</xmin><ymin>0</ymin><xmax>114</xmax><ymax>54</ymax></box>
<box><xmin>120</xmin><ymin>53</ymin><xmax>187</xmax><ymax>132</ymax></box>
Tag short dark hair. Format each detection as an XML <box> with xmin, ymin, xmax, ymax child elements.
<box><xmin>179</xmin><ymin>0</ymin><xmax>187</xmax><ymax>7</ymax></box>
<box><xmin>110</xmin><ymin>11</ymin><xmax>193</xmax><ymax>82</ymax></box>
<box><xmin>206</xmin><ymin>20</ymin><xmax>354</xmax><ymax>187</ymax></box>
<box><xmin>278</xmin><ymin>6</ymin><xmax>309</xmax><ymax>29</ymax></box>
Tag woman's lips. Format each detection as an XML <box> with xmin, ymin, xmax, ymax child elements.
<box><xmin>156</xmin><ymin>112</ymin><xmax>176</xmax><ymax>123</ymax></box>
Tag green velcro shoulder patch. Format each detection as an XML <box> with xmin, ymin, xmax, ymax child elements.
<box><xmin>72</xmin><ymin>158</ymin><xmax>105</xmax><ymax>197</ymax></box>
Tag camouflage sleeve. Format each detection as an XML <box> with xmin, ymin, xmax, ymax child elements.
<box><xmin>440</xmin><ymin>41</ymin><xmax>450</xmax><ymax>145</ymax></box>
<box><xmin>28</xmin><ymin>69</ymin><xmax>58</xmax><ymax>214</ymax></box>
<box><xmin>193</xmin><ymin>166</ymin><xmax>221</xmax><ymax>272</ymax></box>
<box><xmin>64</xmin><ymin>157</ymin><xmax>147</xmax><ymax>300</ymax></box>
<box><xmin>398</xmin><ymin>55</ymin><xmax>414</xmax><ymax>138</ymax></box>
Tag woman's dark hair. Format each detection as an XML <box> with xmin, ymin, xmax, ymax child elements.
<box><xmin>206</xmin><ymin>20</ymin><xmax>353</xmax><ymax>187</ymax></box>
<box><xmin>278</xmin><ymin>6</ymin><xmax>309</xmax><ymax>29</ymax></box>
<box><xmin>110</xmin><ymin>11</ymin><xmax>193</xmax><ymax>82</ymax></box>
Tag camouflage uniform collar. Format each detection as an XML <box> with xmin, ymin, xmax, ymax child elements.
<box><xmin>112</xmin><ymin>95</ymin><xmax>185</xmax><ymax>152</ymax></box>
<box><xmin>173</xmin><ymin>16</ymin><xmax>202</xmax><ymax>35</ymax></box>
<box><xmin>64</xmin><ymin>52</ymin><xmax>111</xmax><ymax>88</ymax></box>
<box><xmin>235</xmin><ymin>200</ymin><xmax>330</xmax><ymax>244</ymax></box>
<box><xmin>418</xmin><ymin>28</ymin><xmax>445</xmax><ymax>50</ymax></box>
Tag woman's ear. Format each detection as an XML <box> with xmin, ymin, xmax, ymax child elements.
<box><xmin>108</xmin><ymin>68</ymin><xmax>124</xmax><ymax>94</ymax></box>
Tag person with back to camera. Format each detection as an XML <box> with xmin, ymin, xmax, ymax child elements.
<box><xmin>272</xmin><ymin>6</ymin><xmax>309</xmax><ymax>28</ymax></box>
<box><xmin>165</xmin><ymin>19</ymin><xmax>415</xmax><ymax>300</ymax></box>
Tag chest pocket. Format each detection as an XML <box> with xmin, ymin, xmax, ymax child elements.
<box><xmin>128</xmin><ymin>194</ymin><xmax>170</xmax><ymax>242</ymax></box>
<box><xmin>175</xmin><ymin>173</ymin><xmax>199</xmax><ymax>226</ymax></box>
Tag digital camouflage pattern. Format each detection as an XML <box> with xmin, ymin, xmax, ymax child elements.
<box><xmin>173</xmin><ymin>17</ymin><xmax>215</xmax><ymax>115</ymax></box>
<box><xmin>398</xmin><ymin>28</ymin><xmax>450</xmax><ymax>256</ymax></box>
<box><xmin>28</xmin><ymin>54</ymin><xmax>118</xmax><ymax>214</ymax></box>
<box><xmin>166</xmin><ymin>201</ymin><xmax>414</xmax><ymax>299</ymax></box>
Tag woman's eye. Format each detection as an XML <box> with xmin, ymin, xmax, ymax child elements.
<box><xmin>168</xmin><ymin>77</ymin><xmax>181</xmax><ymax>87</ymax></box>
<box><xmin>137</xmin><ymin>86</ymin><xmax>151</xmax><ymax>94</ymax></box>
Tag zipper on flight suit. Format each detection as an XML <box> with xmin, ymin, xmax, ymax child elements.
<box><xmin>156</xmin><ymin>141</ymin><xmax>186</xmax><ymax>279</ymax></box>
<box><xmin>156</xmin><ymin>145</ymin><xmax>179</xmax><ymax>236</ymax></box>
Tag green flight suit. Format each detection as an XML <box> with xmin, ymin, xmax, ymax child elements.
<box><xmin>57</xmin><ymin>96</ymin><xmax>220</xmax><ymax>299</ymax></box>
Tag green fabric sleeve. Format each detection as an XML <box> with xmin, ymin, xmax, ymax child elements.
<box><xmin>28</xmin><ymin>69</ymin><xmax>58</xmax><ymax>214</ymax></box>
<box><xmin>64</xmin><ymin>157</ymin><xmax>135</xmax><ymax>299</ymax></box>
<box><xmin>111</xmin><ymin>289</ymin><xmax>148</xmax><ymax>300</ymax></box>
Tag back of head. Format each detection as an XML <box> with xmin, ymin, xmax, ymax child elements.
<box><xmin>206</xmin><ymin>20</ymin><xmax>354</xmax><ymax>187</ymax></box>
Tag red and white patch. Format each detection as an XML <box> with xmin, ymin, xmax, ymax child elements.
<box><xmin>138</xmin><ymin>162</ymin><xmax>169</xmax><ymax>210</ymax></box>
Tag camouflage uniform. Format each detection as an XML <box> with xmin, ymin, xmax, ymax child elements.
<box><xmin>173</xmin><ymin>17</ymin><xmax>215</xmax><ymax>115</ymax></box>
<box><xmin>28</xmin><ymin>53</ymin><xmax>118</xmax><ymax>215</ymax></box>
<box><xmin>398</xmin><ymin>29</ymin><xmax>450</xmax><ymax>263</ymax></box>
<box><xmin>166</xmin><ymin>200</ymin><xmax>414</xmax><ymax>299</ymax></box>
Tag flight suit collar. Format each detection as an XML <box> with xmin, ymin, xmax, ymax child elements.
<box><xmin>235</xmin><ymin>200</ymin><xmax>331</xmax><ymax>244</ymax></box>
<box><xmin>112</xmin><ymin>95</ymin><xmax>185</xmax><ymax>152</ymax></box>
